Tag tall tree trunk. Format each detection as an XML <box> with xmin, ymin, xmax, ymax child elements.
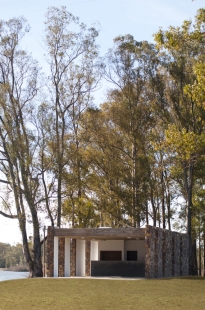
<box><xmin>57</xmin><ymin>172</ymin><xmax>62</xmax><ymax>228</ymax></box>
<box><xmin>198</xmin><ymin>229</ymin><xmax>201</xmax><ymax>276</ymax></box>
<box><xmin>167</xmin><ymin>193</ymin><xmax>171</xmax><ymax>231</ymax></box>
<box><xmin>161</xmin><ymin>171</ymin><xmax>165</xmax><ymax>229</ymax></box>
<box><xmin>183</xmin><ymin>162</ymin><xmax>197</xmax><ymax>275</ymax></box>
<box><xmin>145</xmin><ymin>201</ymin><xmax>149</xmax><ymax>225</ymax></box>
<box><xmin>31</xmin><ymin>209</ymin><xmax>43</xmax><ymax>277</ymax></box>
<box><xmin>150</xmin><ymin>187</ymin><xmax>156</xmax><ymax>227</ymax></box>
<box><xmin>192</xmin><ymin>239</ymin><xmax>198</xmax><ymax>276</ymax></box>
<box><xmin>204</xmin><ymin>233</ymin><xmax>205</xmax><ymax>276</ymax></box>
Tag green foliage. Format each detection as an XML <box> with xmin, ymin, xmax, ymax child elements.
<box><xmin>0</xmin><ymin>243</ymin><xmax>26</xmax><ymax>268</ymax></box>
<box><xmin>184</xmin><ymin>62</ymin><xmax>205</xmax><ymax>105</ymax></box>
<box><xmin>63</xmin><ymin>198</ymin><xmax>100</xmax><ymax>228</ymax></box>
<box><xmin>164</xmin><ymin>124</ymin><xmax>205</xmax><ymax>161</ymax></box>
<box><xmin>0</xmin><ymin>243</ymin><xmax>10</xmax><ymax>268</ymax></box>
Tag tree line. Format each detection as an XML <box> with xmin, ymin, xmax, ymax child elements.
<box><xmin>0</xmin><ymin>242</ymin><xmax>27</xmax><ymax>269</ymax></box>
<box><xmin>0</xmin><ymin>6</ymin><xmax>204</xmax><ymax>277</ymax></box>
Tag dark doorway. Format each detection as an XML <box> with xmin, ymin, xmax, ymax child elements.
<box><xmin>100</xmin><ymin>251</ymin><xmax>122</xmax><ymax>261</ymax></box>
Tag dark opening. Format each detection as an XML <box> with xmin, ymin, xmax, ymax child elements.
<box><xmin>127</xmin><ymin>251</ymin><xmax>138</xmax><ymax>261</ymax></box>
<box><xmin>100</xmin><ymin>251</ymin><xmax>122</xmax><ymax>261</ymax></box>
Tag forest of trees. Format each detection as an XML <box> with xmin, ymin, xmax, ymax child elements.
<box><xmin>0</xmin><ymin>6</ymin><xmax>205</xmax><ymax>277</ymax></box>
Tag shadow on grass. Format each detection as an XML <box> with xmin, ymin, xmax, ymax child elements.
<box><xmin>180</xmin><ymin>276</ymin><xmax>205</xmax><ymax>280</ymax></box>
<box><xmin>145</xmin><ymin>276</ymin><xmax>205</xmax><ymax>281</ymax></box>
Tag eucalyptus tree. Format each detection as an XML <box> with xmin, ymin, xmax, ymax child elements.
<box><xmin>103</xmin><ymin>35</ymin><xmax>158</xmax><ymax>227</ymax></box>
<box><xmin>61</xmin><ymin>105</ymin><xmax>127</xmax><ymax>228</ymax></box>
<box><xmin>154</xmin><ymin>8</ymin><xmax>205</xmax><ymax>274</ymax></box>
<box><xmin>147</xmin><ymin>143</ymin><xmax>175</xmax><ymax>230</ymax></box>
<box><xmin>78</xmin><ymin>106</ymin><xmax>131</xmax><ymax>227</ymax></box>
<box><xmin>44</xmin><ymin>6</ymin><xmax>100</xmax><ymax>227</ymax></box>
<box><xmin>0</xmin><ymin>17</ymin><xmax>43</xmax><ymax>277</ymax></box>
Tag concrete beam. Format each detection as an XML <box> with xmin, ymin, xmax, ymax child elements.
<box><xmin>53</xmin><ymin>228</ymin><xmax>146</xmax><ymax>240</ymax></box>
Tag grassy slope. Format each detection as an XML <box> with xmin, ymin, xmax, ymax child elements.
<box><xmin>0</xmin><ymin>277</ymin><xmax>205</xmax><ymax>310</ymax></box>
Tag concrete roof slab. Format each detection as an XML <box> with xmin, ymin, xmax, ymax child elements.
<box><xmin>53</xmin><ymin>227</ymin><xmax>146</xmax><ymax>240</ymax></box>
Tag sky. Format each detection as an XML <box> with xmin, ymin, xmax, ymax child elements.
<box><xmin>0</xmin><ymin>0</ymin><xmax>204</xmax><ymax>245</ymax></box>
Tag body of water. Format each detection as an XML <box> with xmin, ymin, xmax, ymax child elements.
<box><xmin>0</xmin><ymin>270</ymin><xmax>29</xmax><ymax>282</ymax></box>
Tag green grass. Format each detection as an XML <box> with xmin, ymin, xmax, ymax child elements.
<box><xmin>0</xmin><ymin>277</ymin><xmax>205</xmax><ymax>310</ymax></box>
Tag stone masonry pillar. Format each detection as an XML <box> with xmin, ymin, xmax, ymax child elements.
<box><xmin>46</xmin><ymin>226</ymin><xmax>54</xmax><ymax>277</ymax></box>
<box><xmin>172</xmin><ymin>232</ymin><xmax>180</xmax><ymax>277</ymax></box>
<box><xmin>70</xmin><ymin>239</ymin><xmax>76</xmax><ymax>276</ymax></box>
<box><xmin>164</xmin><ymin>229</ymin><xmax>172</xmax><ymax>278</ymax></box>
<box><xmin>58</xmin><ymin>237</ymin><xmax>65</xmax><ymax>277</ymax></box>
<box><xmin>181</xmin><ymin>234</ymin><xmax>189</xmax><ymax>276</ymax></box>
<box><xmin>85</xmin><ymin>240</ymin><xmax>91</xmax><ymax>276</ymax></box>
<box><xmin>145</xmin><ymin>225</ymin><xmax>156</xmax><ymax>278</ymax></box>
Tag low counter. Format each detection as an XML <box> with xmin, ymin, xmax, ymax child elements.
<box><xmin>91</xmin><ymin>261</ymin><xmax>145</xmax><ymax>277</ymax></box>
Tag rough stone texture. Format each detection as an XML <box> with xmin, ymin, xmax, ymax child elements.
<box><xmin>145</xmin><ymin>225</ymin><xmax>189</xmax><ymax>279</ymax></box>
<box><xmin>46</xmin><ymin>226</ymin><xmax>54</xmax><ymax>277</ymax></box>
<box><xmin>85</xmin><ymin>240</ymin><xmax>91</xmax><ymax>276</ymax></box>
<box><xmin>162</xmin><ymin>229</ymin><xmax>166</xmax><ymax>278</ymax></box>
<box><xmin>157</xmin><ymin>228</ymin><xmax>163</xmax><ymax>278</ymax></box>
<box><xmin>181</xmin><ymin>234</ymin><xmax>189</xmax><ymax>276</ymax></box>
<box><xmin>58</xmin><ymin>237</ymin><xmax>65</xmax><ymax>277</ymax></box>
<box><xmin>180</xmin><ymin>234</ymin><xmax>183</xmax><ymax>276</ymax></box>
<box><xmin>154</xmin><ymin>228</ymin><xmax>158</xmax><ymax>278</ymax></box>
<box><xmin>145</xmin><ymin>225</ymin><xmax>156</xmax><ymax>278</ymax></box>
<box><xmin>173</xmin><ymin>232</ymin><xmax>180</xmax><ymax>277</ymax></box>
<box><xmin>164</xmin><ymin>229</ymin><xmax>172</xmax><ymax>278</ymax></box>
<box><xmin>70</xmin><ymin>239</ymin><xmax>76</xmax><ymax>277</ymax></box>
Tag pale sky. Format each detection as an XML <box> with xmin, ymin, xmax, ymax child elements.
<box><xmin>0</xmin><ymin>0</ymin><xmax>204</xmax><ymax>244</ymax></box>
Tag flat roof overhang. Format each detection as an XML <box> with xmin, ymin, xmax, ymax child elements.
<box><xmin>53</xmin><ymin>227</ymin><xmax>146</xmax><ymax>240</ymax></box>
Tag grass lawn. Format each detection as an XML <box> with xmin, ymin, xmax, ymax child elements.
<box><xmin>0</xmin><ymin>277</ymin><xmax>205</xmax><ymax>310</ymax></box>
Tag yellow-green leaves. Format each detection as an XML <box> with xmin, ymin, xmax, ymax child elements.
<box><xmin>164</xmin><ymin>124</ymin><xmax>205</xmax><ymax>161</ymax></box>
<box><xmin>184</xmin><ymin>62</ymin><xmax>205</xmax><ymax>105</ymax></box>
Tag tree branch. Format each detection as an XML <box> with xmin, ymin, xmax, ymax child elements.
<box><xmin>0</xmin><ymin>179</ymin><xmax>10</xmax><ymax>184</ymax></box>
<box><xmin>40</xmin><ymin>236</ymin><xmax>47</xmax><ymax>245</ymax></box>
<box><xmin>0</xmin><ymin>210</ymin><xmax>18</xmax><ymax>219</ymax></box>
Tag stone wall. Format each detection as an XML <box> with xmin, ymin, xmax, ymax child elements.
<box><xmin>145</xmin><ymin>225</ymin><xmax>155</xmax><ymax>278</ymax></box>
<box><xmin>181</xmin><ymin>233</ymin><xmax>189</xmax><ymax>276</ymax></box>
<box><xmin>46</xmin><ymin>226</ymin><xmax>54</xmax><ymax>277</ymax></box>
<box><xmin>173</xmin><ymin>232</ymin><xmax>180</xmax><ymax>277</ymax></box>
<box><xmin>145</xmin><ymin>225</ymin><xmax>189</xmax><ymax>279</ymax></box>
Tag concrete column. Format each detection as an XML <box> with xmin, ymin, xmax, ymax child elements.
<box><xmin>65</xmin><ymin>238</ymin><xmax>70</xmax><ymax>277</ymax></box>
<box><xmin>70</xmin><ymin>239</ymin><xmax>76</xmax><ymax>276</ymax></box>
<box><xmin>58</xmin><ymin>237</ymin><xmax>65</xmax><ymax>277</ymax></box>
<box><xmin>46</xmin><ymin>226</ymin><xmax>54</xmax><ymax>277</ymax></box>
<box><xmin>54</xmin><ymin>236</ymin><xmax>59</xmax><ymax>277</ymax></box>
<box><xmin>85</xmin><ymin>241</ymin><xmax>91</xmax><ymax>276</ymax></box>
<box><xmin>91</xmin><ymin>241</ymin><xmax>98</xmax><ymax>260</ymax></box>
<box><xmin>76</xmin><ymin>239</ymin><xmax>85</xmax><ymax>276</ymax></box>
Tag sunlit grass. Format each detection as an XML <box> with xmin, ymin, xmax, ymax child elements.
<box><xmin>0</xmin><ymin>277</ymin><xmax>205</xmax><ymax>310</ymax></box>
